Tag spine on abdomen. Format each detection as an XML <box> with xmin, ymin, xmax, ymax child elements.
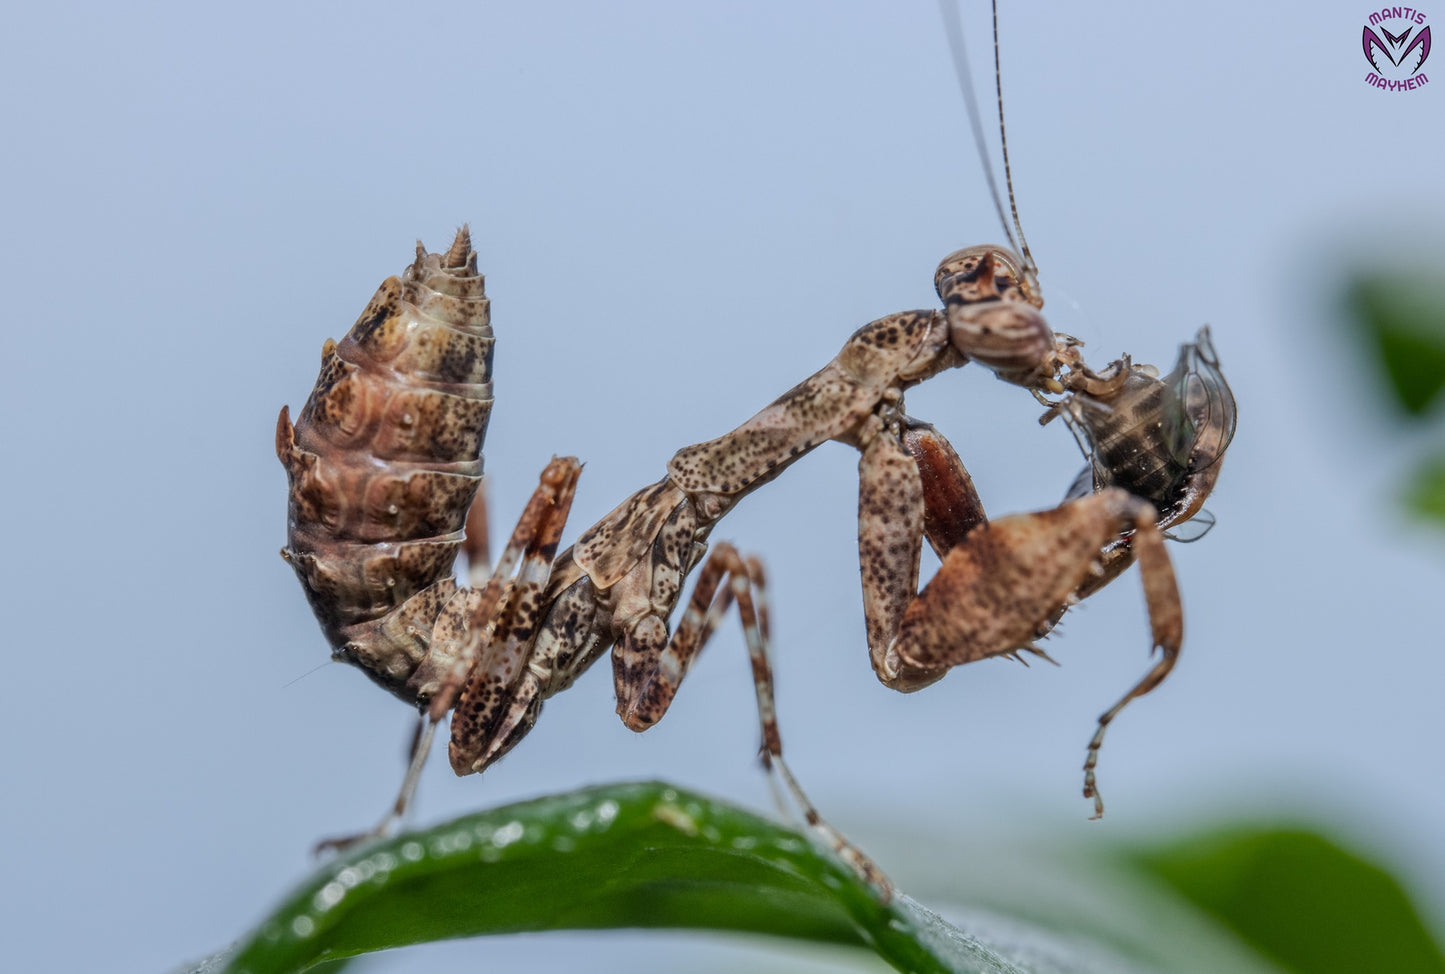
<box><xmin>276</xmin><ymin>228</ymin><xmax>493</xmax><ymax>700</ymax></box>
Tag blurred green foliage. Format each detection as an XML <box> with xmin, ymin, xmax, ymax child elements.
<box><xmin>1406</xmin><ymin>456</ymin><xmax>1445</xmax><ymax>523</ymax></box>
<box><xmin>1133</xmin><ymin>827</ymin><xmax>1445</xmax><ymax>974</ymax></box>
<box><xmin>1344</xmin><ymin>270</ymin><xmax>1445</xmax><ymax>527</ymax></box>
<box><xmin>1346</xmin><ymin>272</ymin><xmax>1445</xmax><ymax>417</ymax></box>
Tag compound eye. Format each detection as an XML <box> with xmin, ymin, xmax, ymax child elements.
<box><xmin>947</xmin><ymin>255</ymin><xmax>981</xmax><ymax>278</ymax></box>
<box><xmin>935</xmin><ymin>245</ymin><xmax>1028</xmax><ymax>302</ymax></box>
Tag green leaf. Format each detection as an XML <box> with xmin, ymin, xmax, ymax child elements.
<box><xmin>1345</xmin><ymin>272</ymin><xmax>1445</xmax><ymax>416</ymax></box>
<box><xmin>207</xmin><ymin>785</ymin><xmax>1445</xmax><ymax>973</ymax></box>
<box><xmin>217</xmin><ymin>782</ymin><xmax>1160</xmax><ymax>974</ymax></box>
<box><xmin>1131</xmin><ymin>826</ymin><xmax>1445</xmax><ymax>974</ymax></box>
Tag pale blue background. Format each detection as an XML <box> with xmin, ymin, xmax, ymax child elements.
<box><xmin>2</xmin><ymin>2</ymin><xmax>1442</xmax><ymax>972</ymax></box>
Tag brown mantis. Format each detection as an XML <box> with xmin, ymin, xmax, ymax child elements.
<box><xmin>275</xmin><ymin>2</ymin><xmax>1235</xmax><ymax>877</ymax></box>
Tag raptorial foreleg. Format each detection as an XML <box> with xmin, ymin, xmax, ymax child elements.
<box><xmin>880</xmin><ymin>487</ymin><xmax>1182</xmax><ymax>818</ymax></box>
<box><xmin>443</xmin><ymin>458</ymin><xmax>582</xmax><ymax>774</ymax></box>
<box><xmin>315</xmin><ymin>457</ymin><xmax>582</xmax><ymax>853</ymax></box>
<box><xmin>462</xmin><ymin>476</ymin><xmax>492</xmax><ymax>588</ymax></box>
<box><xmin>900</xmin><ymin>417</ymin><xmax>988</xmax><ymax>558</ymax></box>
<box><xmin>854</xmin><ymin>402</ymin><xmax>1185</xmax><ymax>816</ymax></box>
<box><xmin>1081</xmin><ymin>506</ymin><xmax>1180</xmax><ymax>818</ymax></box>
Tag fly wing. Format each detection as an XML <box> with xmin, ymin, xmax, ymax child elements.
<box><xmin>1160</xmin><ymin>326</ymin><xmax>1237</xmax><ymax>476</ymax></box>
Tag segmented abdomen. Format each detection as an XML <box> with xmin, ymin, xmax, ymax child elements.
<box><xmin>1066</xmin><ymin>328</ymin><xmax>1236</xmax><ymax>528</ymax></box>
<box><xmin>276</xmin><ymin>228</ymin><xmax>493</xmax><ymax>701</ymax></box>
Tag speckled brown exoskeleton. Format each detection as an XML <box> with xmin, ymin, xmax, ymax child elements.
<box><xmin>641</xmin><ymin>264</ymin><xmax>1237</xmax><ymax>825</ymax></box>
<box><xmin>275</xmin><ymin>222</ymin><xmax>1105</xmax><ymax>859</ymax></box>
<box><xmin>274</xmin><ymin>10</ymin><xmax>1235</xmax><ymax>875</ymax></box>
<box><xmin>276</xmin><ymin>227</ymin><xmax>584</xmax><ymax>846</ymax></box>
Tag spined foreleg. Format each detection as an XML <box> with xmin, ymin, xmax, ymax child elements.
<box><xmin>1080</xmin><ymin>508</ymin><xmax>1180</xmax><ymax>818</ymax></box>
<box><xmin>315</xmin><ymin>457</ymin><xmax>582</xmax><ymax>853</ymax></box>
<box><xmin>440</xmin><ymin>459</ymin><xmax>582</xmax><ymax>774</ymax></box>
<box><xmin>857</xmin><ymin>417</ymin><xmax>1185</xmax><ymax>816</ymax></box>
<box><xmin>894</xmin><ymin>490</ymin><xmax>1180</xmax><ymax>817</ymax></box>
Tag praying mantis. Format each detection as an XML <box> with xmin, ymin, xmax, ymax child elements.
<box><xmin>275</xmin><ymin>2</ymin><xmax>1235</xmax><ymax>882</ymax></box>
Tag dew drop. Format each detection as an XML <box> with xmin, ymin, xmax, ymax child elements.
<box><xmin>313</xmin><ymin>882</ymin><xmax>345</xmax><ymax>911</ymax></box>
<box><xmin>492</xmin><ymin>821</ymin><xmax>524</xmax><ymax>848</ymax></box>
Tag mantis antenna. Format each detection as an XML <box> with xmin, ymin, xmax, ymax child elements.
<box><xmin>937</xmin><ymin>0</ymin><xmax>1037</xmax><ymax>280</ymax></box>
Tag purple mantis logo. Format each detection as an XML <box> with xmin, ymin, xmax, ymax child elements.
<box><xmin>1363</xmin><ymin>7</ymin><xmax>1432</xmax><ymax>90</ymax></box>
